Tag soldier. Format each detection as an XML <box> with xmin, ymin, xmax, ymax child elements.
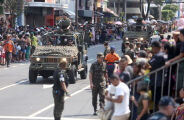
<box><xmin>89</xmin><ymin>53</ymin><xmax>109</xmax><ymax>115</ymax></box>
<box><xmin>104</xmin><ymin>41</ymin><xmax>110</xmax><ymax>57</ymax></box>
<box><xmin>53</xmin><ymin>60</ymin><xmax>70</xmax><ymax>120</ymax></box>
<box><xmin>59</xmin><ymin>13</ymin><xmax>71</xmax><ymax>30</ymax></box>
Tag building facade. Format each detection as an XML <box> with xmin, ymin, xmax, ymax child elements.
<box><xmin>24</xmin><ymin>0</ymin><xmax>61</xmax><ymax>27</ymax></box>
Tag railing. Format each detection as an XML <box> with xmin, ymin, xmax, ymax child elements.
<box><xmin>127</xmin><ymin>57</ymin><xmax>184</xmax><ymax>120</ymax></box>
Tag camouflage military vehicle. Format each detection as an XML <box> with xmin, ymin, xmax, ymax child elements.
<box><xmin>124</xmin><ymin>24</ymin><xmax>152</xmax><ymax>42</ymax></box>
<box><xmin>29</xmin><ymin>31</ymin><xmax>88</xmax><ymax>84</ymax></box>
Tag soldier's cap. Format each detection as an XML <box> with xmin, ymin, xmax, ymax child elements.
<box><xmin>97</xmin><ymin>53</ymin><xmax>104</xmax><ymax>58</ymax></box>
<box><xmin>125</xmin><ymin>41</ymin><xmax>130</xmax><ymax>44</ymax></box>
<box><xmin>159</xmin><ymin>96</ymin><xmax>176</xmax><ymax>107</ymax></box>
<box><xmin>136</xmin><ymin>41</ymin><xmax>141</xmax><ymax>44</ymax></box>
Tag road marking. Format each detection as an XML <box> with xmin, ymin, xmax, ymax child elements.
<box><xmin>0</xmin><ymin>116</ymin><xmax>99</xmax><ymax>120</ymax></box>
<box><xmin>0</xmin><ymin>80</ymin><xmax>28</xmax><ymax>91</ymax></box>
<box><xmin>12</xmin><ymin>66</ymin><xmax>16</xmax><ymax>68</ymax></box>
<box><xmin>43</xmin><ymin>84</ymin><xmax>53</xmax><ymax>89</ymax></box>
<box><xmin>29</xmin><ymin>85</ymin><xmax>90</xmax><ymax>117</ymax></box>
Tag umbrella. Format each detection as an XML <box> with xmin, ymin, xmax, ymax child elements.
<box><xmin>151</xmin><ymin>19</ymin><xmax>157</xmax><ymax>24</ymax></box>
<box><xmin>128</xmin><ymin>19</ymin><xmax>136</xmax><ymax>25</ymax></box>
<box><xmin>149</xmin><ymin>15</ymin><xmax>154</xmax><ymax>19</ymax></box>
<box><xmin>114</xmin><ymin>21</ymin><xmax>122</xmax><ymax>25</ymax></box>
<box><xmin>177</xmin><ymin>18</ymin><xmax>184</xmax><ymax>30</ymax></box>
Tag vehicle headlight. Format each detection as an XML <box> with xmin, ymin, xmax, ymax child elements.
<box><xmin>61</xmin><ymin>58</ymin><xmax>67</xmax><ymax>62</ymax></box>
<box><xmin>126</xmin><ymin>37</ymin><xmax>128</xmax><ymax>40</ymax></box>
<box><xmin>140</xmin><ymin>37</ymin><xmax>144</xmax><ymax>41</ymax></box>
<box><xmin>36</xmin><ymin>58</ymin><xmax>40</xmax><ymax>62</ymax></box>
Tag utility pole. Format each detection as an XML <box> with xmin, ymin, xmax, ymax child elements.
<box><xmin>124</xmin><ymin>0</ymin><xmax>127</xmax><ymax>21</ymax></box>
<box><xmin>75</xmin><ymin>0</ymin><xmax>78</xmax><ymax>29</ymax></box>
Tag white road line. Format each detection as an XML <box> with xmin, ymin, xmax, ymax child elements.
<box><xmin>0</xmin><ymin>116</ymin><xmax>99</xmax><ymax>120</ymax></box>
<box><xmin>0</xmin><ymin>80</ymin><xmax>28</xmax><ymax>91</ymax></box>
<box><xmin>29</xmin><ymin>85</ymin><xmax>90</xmax><ymax>117</ymax></box>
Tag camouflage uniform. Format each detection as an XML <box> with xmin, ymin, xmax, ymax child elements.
<box><xmin>52</xmin><ymin>69</ymin><xmax>68</xmax><ymax>120</ymax></box>
<box><xmin>104</xmin><ymin>46</ymin><xmax>110</xmax><ymax>58</ymax></box>
<box><xmin>89</xmin><ymin>61</ymin><xmax>107</xmax><ymax>111</ymax></box>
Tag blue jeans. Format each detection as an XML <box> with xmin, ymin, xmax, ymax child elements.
<box><xmin>107</xmin><ymin>64</ymin><xmax>115</xmax><ymax>80</ymax></box>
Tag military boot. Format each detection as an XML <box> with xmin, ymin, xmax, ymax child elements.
<box><xmin>55</xmin><ymin>117</ymin><xmax>60</xmax><ymax>120</ymax></box>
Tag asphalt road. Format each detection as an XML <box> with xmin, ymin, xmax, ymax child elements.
<box><xmin>0</xmin><ymin>40</ymin><xmax>122</xmax><ymax>120</ymax></box>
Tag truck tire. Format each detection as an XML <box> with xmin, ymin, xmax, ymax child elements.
<box><xmin>80</xmin><ymin>66</ymin><xmax>87</xmax><ymax>79</ymax></box>
<box><xmin>29</xmin><ymin>70</ymin><xmax>37</xmax><ymax>83</ymax></box>
<box><xmin>68</xmin><ymin>65</ymin><xmax>77</xmax><ymax>84</ymax></box>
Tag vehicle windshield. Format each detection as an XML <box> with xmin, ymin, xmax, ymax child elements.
<box><xmin>42</xmin><ymin>35</ymin><xmax>75</xmax><ymax>46</ymax></box>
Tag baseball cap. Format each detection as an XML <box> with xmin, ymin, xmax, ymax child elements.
<box><xmin>110</xmin><ymin>46</ymin><xmax>115</xmax><ymax>50</ymax></box>
<box><xmin>159</xmin><ymin>96</ymin><xmax>176</xmax><ymax>107</ymax></box>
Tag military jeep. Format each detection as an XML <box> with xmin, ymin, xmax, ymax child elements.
<box><xmin>29</xmin><ymin>32</ymin><xmax>88</xmax><ymax>84</ymax></box>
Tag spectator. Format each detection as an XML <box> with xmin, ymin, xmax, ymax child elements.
<box><xmin>30</xmin><ymin>32</ymin><xmax>38</xmax><ymax>55</ymax></box>
<box><xmin>105</xmin><ymin>74</ymin><xmax>130</xmax><ymax>120</ymax></box>
<box><xmin>149</xmin><ymin>41</ymin><xmax>165</xmax><ymax>108</ymax></box>
<box><xmin>175</xmin><ymin>88</ymin><xmax>184</xmax><ymax>105</ymax></box>
<box><xmin>115</xmin><ymin>56</ymin><xmax>131</xmax><ymax>83</ymax></box>
<box><xmin>166</xmin><ymin>29</ymin><xmax>184</xmax><ymax>93</ymax></box>
<box><xmin>148</xmin><ymin>96</ymin><xmax>176</xmax><ymax>120</ymax></box>
<box><xmin>131</xmin><ymin>81</ymin><xmax>150</xmax><ymax>120</ymax></box>
<box><xmin>4</xmin><ymin>34</ymin><xmax>14</xmax><ymax>67</ymax></box>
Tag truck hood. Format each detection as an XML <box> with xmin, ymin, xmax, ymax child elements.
<box><xmin>33</xmin><ymin>46</ymin><xmax>78</xmax><ymax>57</ymax></box>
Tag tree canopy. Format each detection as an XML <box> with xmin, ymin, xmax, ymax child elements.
<box><xmin>162</xmin><ymin>4</ymin><xmax>178</xmax><ymax>20</ymax></box>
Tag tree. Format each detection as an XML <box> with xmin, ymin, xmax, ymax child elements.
<box><xmin>162</xmin><ymin>4</ymin><xmax>178</xmax><ymax>20</ymax></box>
<box><xmin>3</xmin><ymin>0</ymin><xmax>24</xmax><ymax>28</ymax></box>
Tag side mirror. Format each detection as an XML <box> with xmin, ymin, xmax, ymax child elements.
<box><xmin>78</xmin><ymin>45</ymin><xmax>83</xmax><ymax>51</ymax></box>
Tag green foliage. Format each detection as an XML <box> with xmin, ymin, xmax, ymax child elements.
<box><xmin>3</xmin><ymin>0</ymin><xmax>25</xmax><ymax>27</ymax></box>
<box><xmin>161</xmin><ymin>4</ymin><xmax>178</xmax><ymax>20</ymax></box>
<box><xmin>162</xmin><ymin>4</ymin><xmax>179</xmax><ymax>13</ymax></box>
<box><xmin>162</xmin><ymin>10</ymin><xmax>175</xmax><ymax>21</ymax></box>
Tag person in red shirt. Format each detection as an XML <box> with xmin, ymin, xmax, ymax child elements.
<box><xmin>4</xmin><ymin>34</ymin><xmax>14</xmax><ymax>67</ymax></box>
<box><xmin>105</xmin><ymin>46</ymin><xmax>120</xmax><ymax>79</ymax></box>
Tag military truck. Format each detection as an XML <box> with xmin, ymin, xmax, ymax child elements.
<box><xmin>29</xmin><ymin>32</ymin><xmax>88</xmax><ymax>84</ymax></box>
<box><xmin>124</xmin><ymin>24</ymin><xmax>152</xmax><ymax>42</ymax></box>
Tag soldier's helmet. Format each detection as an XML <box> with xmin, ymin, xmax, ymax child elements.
<box><xmin>58</xmin><ymin>18</ymin><xmax>71</xmax><ymax>30</ymax></box>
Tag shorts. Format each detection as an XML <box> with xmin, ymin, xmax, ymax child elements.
<box><xmin>21</xmin><ymin>48</ymin><xmax>26</xmax><ymax>53</ymax></box>
<box><xmin>112</xmin><ymin>113</ymin><xmax>130</xmax><ymax>120</ymax></box>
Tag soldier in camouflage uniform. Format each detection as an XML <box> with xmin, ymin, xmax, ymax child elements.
<box><xmin>104</xmin><ymin>41</ymin><xmax>110</xmax><ymax>58</ymax></box>
<box><xmin>89</xmin><ymin>53</ymin><xmax>109</xmax><ymax>115</ymax></box>
<box><xmin>53</xmin><ymin>61</ymin><xmax>70</xmax><ymax>120</ymax></box>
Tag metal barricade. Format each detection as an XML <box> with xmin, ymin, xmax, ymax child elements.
<box><xmin>127</xmin><ymin>57</ymin><xmax>184</xmax><ymax>120</ymax></box>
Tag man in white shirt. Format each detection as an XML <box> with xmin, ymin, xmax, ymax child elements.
<box><xmin>105</xmin><ymin>74</ymin><xmax>130</xmax><ymax>120</ymax></box>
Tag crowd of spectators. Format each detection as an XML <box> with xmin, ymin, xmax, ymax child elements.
<box><xmin>0</xmin><ymin>25</ymin><xmax>54</xmax><ymax>67</ymax></box>
<box><xmin>101</xmin><ymin>28</ymin><xmax>184</xmax><ymax>120</ymax></box>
